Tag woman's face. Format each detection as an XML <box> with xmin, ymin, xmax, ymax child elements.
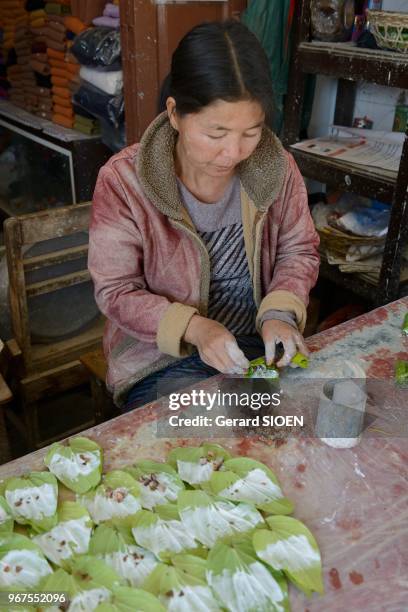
<box><xmin>167</xmin><ymin>98</ymin><xmax>265</xmax><ymax>178</ymax></box>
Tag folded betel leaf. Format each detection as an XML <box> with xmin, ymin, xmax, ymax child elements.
<box><xmin>4</xmin><ymin>471</ymin><xmax>58</xmax><ymax>532</ymax></box>
<box><xmin>130</xmin><ymin>505</ymin><xmax>197</xmax><ymax>559</ymax></box>
<box><xmin>208</xmin><ymin>457</ymin><xmax>294</xmax><ymax>515</ymax></box>
<box><xmin>0</xmin><ymin>496</ymin><xmax>13</xmax><ymax>533</ymax></box>
<box><xmin>401</xmin><ymin>312</ymin><xmax>408</xmax><ymax>335</ymax></box>
<box><xmin>167</xmin><ymin>444</ymin><xmax>231</xmax><ymax>486</ymax></box>
<box><xmin>0</xmin><ymin>533</ymin><xmax>53</xmax><ymax>591</ymax></box>
<box><xmin>291</xmin><ymin>352</ymin><xmax>309</xmax><ymax>369</ymax></box>
<box><xmin>33</xmin><ymin>501</ymin><xmax>93</xmax><ymax>568</ymax></box>
<box><xmin>178</xmin><ymin>490</ymin><xmax>263</xmax><ymax>548</ymax></box>
<box><xmin>253</xmin><ymin>515</ymin><xmax>323</xmax><ymax>597</ymax></box>
<box><xmin>44</xmin><ymin>436</ymin><xmax>103</xmax><ymax>494</ymax></box>
<box><xmin>206</xmin><ymin>541</ymin><xmax>289</xmax><ymax>612</ymax></box>
<box><xmin>395</xmin><ymin>360</ymin><xmax>408</xmax><ymax>386</ymax></box>
<box><xmin>143</xmin><ymin>563</ymin><xmax>221</xmax><ymax>611</ymax></box>
<box><xmin>94</xmin><ymin>585</ymin><xmax>166</xmax><ymax>612</ymax></box>
<box><xmin>68</xmin><ymin>554</ymin><xmax>124</xmax><ymax>610</ymax></box>
<box><xmin>80</xmin><ymin>470</ymin><xmax>141</xmax><ymax>524</ymax></box>
<box><xmin>245</xmin><ymin>357</ymin><xmax>279</xmax><ymax>379</ymax></box>
<box><xmin>38</xmin><ymin>567</ymin><xmax>79</xmax><ymax>611</ymax></box>
<box><xmin>125</xmin><ymin>461</ymin><xmax>185</xmax><ymax>510</ymax></box>
<box><xmin>89</xmin><ymin>524</ymin><xmax>159</xmax><ymax>588</ymax></box>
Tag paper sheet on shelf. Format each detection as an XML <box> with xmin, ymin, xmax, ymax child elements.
<box><xmin>292</xmin><ymin>126</ymin><xmax>405</xmax><ymax>173</ymax></box>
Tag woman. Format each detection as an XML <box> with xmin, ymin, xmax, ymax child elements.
<box><xmin>88</xmin><ymin>20</ymin><xmax>319</xmax><ymax>410</ymax></box>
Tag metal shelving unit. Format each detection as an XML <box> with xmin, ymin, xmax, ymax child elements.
<box><xmin>282</xmin><ymin>3</ymin><xmax>408</xmax><ymax>305</ymax></box>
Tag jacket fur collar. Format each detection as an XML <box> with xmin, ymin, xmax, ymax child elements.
<box><xmin>136</xmin><ymin>112</ymin><xmax>288</xmax><ymax>220</ymax></box>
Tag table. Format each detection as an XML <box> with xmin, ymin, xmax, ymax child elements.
<box><xmin>0</xmin><ymin>298</ymin><xmax>407</xmax><ymax>611</ymax></box>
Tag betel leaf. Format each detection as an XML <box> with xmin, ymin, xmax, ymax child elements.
<box><xmin>167</xmin><ymin>444</ymin><xmax>231</xmax><ymax>486</ymax></box>
<box><xmin>4</xmin><ymin>471</ymin><xmax>58</xmax><ymax>533</ymax></box>
<box><xmin>44</xmin><ymin>436</ymin><xmax>103</xmax><ymax>494</ymax></box>
<box><xmin>245</xmin><ymin>357</ymin><xmax>279</xmax><ymax>379</ymax></box>
<box><xmin>0</xmin><ymin>533</ymin><xmax>52</xmax><ymax>591</ymax></box>
<box><xmin>253</xmin><ymin>515</ymin><xmax>323</xmax><ymax>597</ymax></box>
<box><xmin>206</xmin><ymin>541</ymin><xmax>289</xmax><ymax>612</ymax></box>
<box><xmin>125</xmin><ymin>460</ymin><xmax>184</xmax><ymax>510</ymax></box>
<box><xmin>89</xmin><ymin>524</ymin><xmax>159</xmax><ymax>588</ymax></box>
<box><xmin>94</xmin><ymin>585</ymin><xmax>166</xmax><ymax>612</ymax></box>
<box><xmin>80</xmin><ymin>470</ymin><xmax>141</xmax><ymax>525</ymax></box>
<box><xmin>171</xmin><ymin>552</ymin><xmax>208</xmax><ymax>582</ymax></box>
<box><xmin>291</xmin><ymin>352</ymin><xmax>309</xmax><ymax>369</ymax></box>
<box><xmin>178</xmin><ymin>490</ymin><xmax>263</xmax><ymax>548</ymax></box>
<box><xmin>0</xmin><ymin>496</ymin><xmax>13</xmax><ymax>533</ymax></box>
<box><xmin>130</xmin><ymin>506</ymin><xmax>197</xmax><ymax>559</ymax></box>
<box><xmin>143</xmin><ymin>563</ymin><xmax>221</xmax><ymax>611</ymax></box>
<box><xmin>208</xmin><ymin>457</ymin><xmax>294</xmax><ymax>515</ymax></box>
<box><xmin>69</xmin><ymin>554</ymin><xmax>124</xmax><ymax>606</ymax></box>
<box><xmin>33</xmin><ymin>501</ymin><xmax>93</xmax><ymax>568</ymax></box>
<box><xmin>38</xmin><ymin>567</ymin><xmax>79</xmax><ymax>606</ymax></box>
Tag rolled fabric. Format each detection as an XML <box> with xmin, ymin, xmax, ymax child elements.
<box><xmin>30</xmin><ymin>9</ymin><xmax>46</xmax><ymax>19</ymax></box>
<box><xmin>53</xmin><ymin>93</ymin><xmax>71</xmax><ymax>107</ymax></box>
<box><xmin>103</xmin><ymin>3</ymin><xmax>119</xmax><ymax>18</ymax></box>
<box><xmin>63</xmin><ymin>15</ymin><xmax>87</xmax><ymax>34</ymax></box>
<box><xmin>79</xmin><ymin>65</ymin><xmax>122</xmax><ymax>95</ymax></box>
<box><xmin>31</xmin><ymin>58</ymin><xmax>51</xmax><ymax>75</ymax></box>
<box><xmin>52</xmin><ymin>84</ymin><xmax>70</xmax><ymax>98</ymax></box>
<box><xmin>44</xmin><ymin>26</ymin><xmax>66</xmax><ymax>43</ymax></box>
<box><xmin>92</xmin><ymin>15</ymin><xmax>119</xmax><ymax>28</ymax></box>
<box><xmin>31</xmin><ymin>17</ymin><xmax>46</xmax><ymax>28</ymax></box>
<box><xmin>51</xmin><ymin>74</ymin><xmax>69</xmax><ymax>86</ymax></box>
<box><xmin>46</xmin><ymin>47</ymin><xmax>65</xmax><ymax>61</ymax></box>
<box><xmin>51</xmin><ymin>66</ymin><xmax>70</xmax><ymax>78</ymax></box>
<box><xmin>49</xmin><ymin>58</ymin><xmax>66</xmax><ymax>69</ymax></box>
<box><xmin>54</xmin><ymin>103</ymin><xmax>73</xmax><ymax>118</ymax></box>
<box><xmin>45</xmin><ymin>18</ymin><xmax>66</xmax><ymax>33</ymax></box>
<box><xmin>52</xmin><ymin>113</ymin><xmax>73</xmax><ymax>128</ymax></box>
<box><xmin>46</xmin><ymin>38</ymin><xmax>65</xmax><ymax>51</ymax></box>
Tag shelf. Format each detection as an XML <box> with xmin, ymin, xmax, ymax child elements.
<box><xmin>298</xmin><ymin>41</ymin><xmax>408</xmax><ymax>89</ymax></box>
<box><xmin>318</xmin><ymin>260</ymin><xmax>378</xmax><ymax>301</ymax></box>
<box><xmin>290</xmin><ymin>146</ymin><xmax>397</xmax><ymax>202</ymax></box>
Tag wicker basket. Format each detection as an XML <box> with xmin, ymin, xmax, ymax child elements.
<box><xmin>367</xmin><ymin>10</ymin><xmax>408</xmax><ymax>53</ymax></box>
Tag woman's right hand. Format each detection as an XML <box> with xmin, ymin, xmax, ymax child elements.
<box><xmin>184</xmin><ymin>315</ymin><xmax>249</xmax><ymax>374</ymax></box>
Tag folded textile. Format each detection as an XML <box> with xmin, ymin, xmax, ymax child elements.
<box><xmin>51</xmin><ymin>74</ymin><xmax>68</xmax><ymax>86</ymax></box>
<box><xmin>51</xmin><ymin>66</ymin><xmax>70</xmax><ymax>78</ymax></box>
<box><xmin>45</xmin><ymin>17</ymin><xmax>65</xmax><ymax>32</ymax></box>
<box><xmin>32</xmin><ymin>41</ymin><xmax>47</xmax><ymax>53</ymax></box>
<box><xmin>44</xmin><ymin>25</ymin><xmax>66</xmax><ymax>42</ymax></box>
<box><xmin>73</xmin><ymin>120</ymin><xmax>100</xmax><ymax>135</ymax></box>
<box><xmin>32</xmin><ymin>52</ymin><xmax>48</xmax><ymax>62</ymax></box>
<box><xmin>54</xmin><ymin>103</ymin><xmax>73</xmax><ymax>118</ymax></box>
<box><xmin>52</xmin><ymin>112</ymin><xmax>73</xmax><ymax>128</ymax></box>
<box><xmin>30</xmin><ymin>26</ymin><xmax>47</xmax><ymax>37</ymax></box>
<box><xmin>53</xmin><ymin>93</ymin><xmax>71</xmax><ymax>107</ymax></box>
<box><xmin>52</xmin><ymin>84</ymin><xmax>69</xmax><ymax>97</ymax></box>
<box><xmin>30</xmin><ymin>8</ymin><xmax>46</xmax><ymax>20</ymax></box>
<box><xmin>31</xmin><ymin>17</ymin><xmax>46</xmax><ymax>28</ymax></box>
<box><xmin>45</xmin><ymin>3</ymin><xmax>71</xmax><ymax>15</ymax></box>
<box><xmin>31</xmin><ymin>58</ymin><xmax>50</xmax><ymax>74</ymax></box>
<box><xmin>64</xmin><ymin>15</ymin><xmax>87</xmax><ymax>34</ymax></box>
<box><xmin>49</xmin><ymin>57</ymin><xmax>65</xmax><ymax>69</ymax></box>
<box><xmin>74</xmin><ymin>113</ymin><xmax>97</xmax><ymax>128</ymax></box>
<box><xmin>46</xmin><ymin>37</ymin><xmax>65</xmax><ymax>51</ymax></box>
<box><xmin>46</xmin><ymin>46</ymin><xmax>65</xmax><ymax>61</ymax></box>
<box><xmin>92</xmin><ymin>16</ymin><xmax>119</xmax><ymax>28</ymax></box>
<box><xmin>103</xmin><ymin>3</ymin><xmax>119</xmax><ymax>18</ymax></box>
<box><xmin>79</xmin><ymin>65</ymin><xmax>122</xmax><ymax>95</ymax></box>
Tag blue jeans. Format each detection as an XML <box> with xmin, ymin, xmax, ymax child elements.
<box><xmin>122</xmin><ymin>334</ymin><xmax>264</xmax><ymax>412</ymax></box>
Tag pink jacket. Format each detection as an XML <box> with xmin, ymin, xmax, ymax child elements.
<box><xmin>89</xmin><ymin>113</ymin><xmax>320</xmax><ymax>405</ymax></box>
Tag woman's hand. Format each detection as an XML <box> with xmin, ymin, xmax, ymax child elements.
<box><xmin>184</xmin><ymin>315</ymin><xmax>249</xmax><ymax>374</ymax></box>
<box><xmin>262</xmin><ymin>319</ymin><xmax>309</xmax><ymax>368</ymax></box>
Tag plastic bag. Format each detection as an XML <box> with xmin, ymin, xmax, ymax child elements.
<box><xmin>71</xmin><ymin>27</ymin><xmax>121</xmax><ymax>68</ymax></box>
<box><xmin>73</xmin><ymin>82</ymin><xmax>124</xmax><ymax>127</ymax></box>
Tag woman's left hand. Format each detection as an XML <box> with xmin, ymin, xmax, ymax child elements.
<box><xmin>261</xmin><ymin>319</ymin><xmax>309</xmax><ymax>368</ymax></box>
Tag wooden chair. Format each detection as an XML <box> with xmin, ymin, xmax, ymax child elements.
<box><xmin>4</xmin><ymin>203</ymin><xmax>105</xmax><ymax>449</ymax></box>
<box><xmin>80</xmin><ymin>347</ymin><xmax>116</xmax><ymax>422</ymax></box>
<box><xmin>0</xmin><ymin>339</ymin><xmax>13</xmax><ymax>462</ymax></box>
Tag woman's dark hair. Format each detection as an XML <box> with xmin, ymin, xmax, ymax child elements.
<box><xmin>158</xmin><ymin>20</ymin><xmax>274</xmax><ymax>125</ymax></box>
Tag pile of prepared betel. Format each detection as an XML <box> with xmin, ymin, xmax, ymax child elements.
<box><xmin>0</xmin><ymin>438</ymin><xmax>323</xmax><ymax>611</ymax></box>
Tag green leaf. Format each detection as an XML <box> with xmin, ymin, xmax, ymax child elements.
<box><xmin>171</xmin><ymin>553</ymin><xmax>207</xmax><ymax>582</ymax></box>
<box><xmin>125</xmin><ymin>461</ymin><xmax>184</xmax><ymax>510</ymax></box>
<box><xmin>0</xmin><ymin>533</ymin><xmax>52</xmax><ymax>591</ymax></box>
<box><xmin>32</xmin><ymin>501</ymin><xmax>93</xmax><ymax>568</ymax></box>
<box><xmin>130</xmin><ymin>508</ymin><xmax>197</xmax><ymax>559</ymax></box>
<box><xmin>208</xmin><ymin>458</ymin><xmax>294</xmax><ymax>515</ymax></box>
<box><xmin>178</xmin><ymin>490</ymin><xmax>263</xmax><ymax>548</ymax></box>
<box><xmin>80</xmin><ymin>471</ymin><xmax>141</xmax><ymax>525</ymax></box>
<box><xmin>4</xmin><ymin>472</ymin><xmax>58</xmax><ymax>532</ymax></box>
<box><xmin>95</xmin><ymin>585</ymin><xmax>166</xmax><ymax>612</ymax></box>
<box><xmin>44</xmin><ymin>436</ymin><xmax>103</xmax><ymax>494</ymax></box>
<box><xmin>207</xmin><ymin>542</ymin><xmax>289</xmax><ymax>611</ymax></box>
<box><xmin>143</xmin><ymin>564</ymin><xmax>221</xmax><ymax>611</ymax></box>
<box><xmin>167</xmin><ymin>444</ymin><xmax>230</xmax><ymax>486</ymax></box>
<box><xmin>291</xmin><ymin>352</ymin><xmax>309</xmax><ymax>369</ymax></box>
<box><xmin>245</xmin><ymin>357</ymin><xmax>279</xmax><ymax>379</ymax></box>
<box><xmin>253</xmin><ymin>515</ymin><xmax>323</xmax><ymax>596</ymax></box>
<box><xmin>39</xmin><ymin>567</ymin><xmax>79</xmax><ymax>598</ymax></box>
<box><xmin>70</xmin><ymin>555</ymin><xmax>124</xmax><ymax>591</ymax></box>
<box><xmin>89</xmin><ymin>524</ymin><xmax>159</xmax><ymax>588</ymax></box>
<box><xmin>0</xmin><ymin>496</ymin><xmax>13</xmax><ymax>533</ymax></box>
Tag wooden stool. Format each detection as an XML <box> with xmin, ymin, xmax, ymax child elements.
<box><xmin>80</xmin><ymin>348</ymin><xmax>117</xmax><ymax>422</ymax></box>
